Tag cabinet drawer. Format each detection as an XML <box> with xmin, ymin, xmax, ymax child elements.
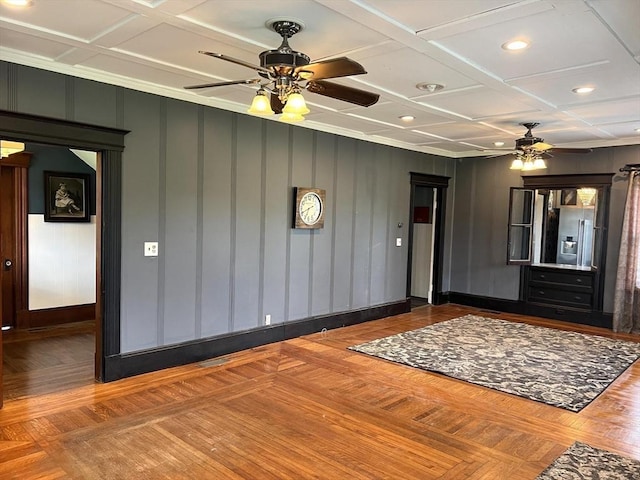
<box><xmin>528</xmin><ymin>287</ymin><xmax>592</xmax><ymax>308</ymax></box>
<box><xmin>530</xmin><ymin>269</ymin><xmax>593</xmax><ymax>287</ymax></box>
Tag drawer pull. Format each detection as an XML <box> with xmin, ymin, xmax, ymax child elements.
<box><xmin>576</xmin><ymin>278</ymin><xmax>583</xmax><ymax>283</ymax></box>
<box><xmin>574</xmin><ymin>296</ymin><xmax>582</xmax><ymax>301</ymax></box>
<box><xmin>538</xmin><ymin>291</ymin><xmax>545</xmax><ymax>295</ymax></box>
<box><xmin>539</xmin><ymin>274</ymin><xmax>545</xmax><ymax>279</ymax></box>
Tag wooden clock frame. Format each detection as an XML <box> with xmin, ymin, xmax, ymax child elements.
<box><xmin>293</xmin><ymin>187</ymin><xmax>326</xmax><ymax>229</ymax></box>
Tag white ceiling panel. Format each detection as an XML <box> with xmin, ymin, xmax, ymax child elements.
<box><xmin>0</xmin><ymin>0</ymin><xmax>638</xmax><ymax>157</ymax></box>
<box><xmin>0</xmin><ymin>29</ymin><xmax>74</xmax><ymax>59</ymax></box>
<box><xmin>434</xmin><ymin>8</ymin><xmax>629</xmax><ymax>81</ymax></box>
<box><xmin>0</xmin><ymin>0</ymin><xmax>133</xmax><ymax>41</ymax></box>
<box><xmin>421</xmin><ymin>87</ymin><xmax>541</xmax><ymax>120</ymax></box>
<box><xmin>362</xmin><ymin>0</ymin><xmax>519</xmax><ymax>32</ymax></box>
<box><xmin>510</xmin><ymin>59</ymin><xmax>640</xmax><ymax>108</ymax></box>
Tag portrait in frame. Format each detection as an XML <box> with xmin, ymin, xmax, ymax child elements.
<box><xmin>44</xmin><ymin>171</ymin><xmax>90</xmax><ymax>222</ymax></box>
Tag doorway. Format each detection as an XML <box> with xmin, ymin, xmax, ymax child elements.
<box><xmin>1</xmin><ymin>142</ymin><xmax>98</xmax><ymax>401</ymax></box>
<box><xmin>407</xmin><ymin>172</ymin><xmax>450</xmax><ymax>308</ymax></box>
<box><xmin>0</xmin><ymin>110</ymin><xmax>127</xmax><ymax>408</ymax></box>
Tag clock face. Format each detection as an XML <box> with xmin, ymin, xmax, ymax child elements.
<box><xmin>299</xmin><ymin>191</ymin><xmax>323</xmax><ymax>225</ymax></box>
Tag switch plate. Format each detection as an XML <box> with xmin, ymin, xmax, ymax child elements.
<box><xmin>396</xmin><ymin>237</ymin><xmax>402</xmax><ymax>247</ymax></box>
<box><xmin>144</xmin><ymin>242</ymin><xmax>159</xmax><ymax>257</ymax></box>
<box><xmin>265</xmin><ymin>314</ymin><xmax>271</xmax><ymax>326</ymax></box>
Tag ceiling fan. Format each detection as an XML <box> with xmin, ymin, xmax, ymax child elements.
<box><xmin>488</xmin><ymin>122</ymin><xmax>592</xmax><ymax>171</ymax></box>
<box><xmin>184</xmin><ymin>19</ymin><xmax>380</xmax><ymax>120</ymax></box>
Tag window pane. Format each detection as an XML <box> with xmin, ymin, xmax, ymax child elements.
<box><xmin>509</xmin><ymin>226</ymin><xmax>531</xmax><ymax>261</ymax></box>
<box><xmin>510</xmin><ymin>189</ymin><xmax>533</xmax><ymax>224</ymax></box>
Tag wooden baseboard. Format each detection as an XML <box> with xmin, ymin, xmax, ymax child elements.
<box><xmin>103</xmin><ymin>299</ymin><xmax>411</xmax><ymax>382</ymax></box>
<box><xmin>445</xmin><ymin>292</ymin><xmax>612</xmax><ymax>328</ymax></box>
<box><xmin>17</xmin><ymin>303</ymin><xmax>96</xmax><ymax>329</ymax></box>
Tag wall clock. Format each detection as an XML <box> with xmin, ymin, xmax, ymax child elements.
<box><xmin>293</xmin><ymin>187</ymin><xmax>325</xmax><ymax>229</ymax></box>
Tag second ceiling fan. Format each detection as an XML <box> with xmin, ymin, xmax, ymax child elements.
<box><xmin>185</xmin><ymin>19</ymin><xmax>380</xmax><ymax>119</ymax></box>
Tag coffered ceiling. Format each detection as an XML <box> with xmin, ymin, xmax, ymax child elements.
<box><xmin>1</xmin><ymin>0</ymin><xmax>639</xmax><ymax>157</ymax></box>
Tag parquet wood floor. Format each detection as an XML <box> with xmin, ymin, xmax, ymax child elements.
<box><xmin>1</xmin><ymin>305</ymin><xmax>639</xmax><ymax>479</ymax></box>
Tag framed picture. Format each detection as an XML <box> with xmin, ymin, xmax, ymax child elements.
<box><xmin>44</xmin><ymin>171</ymin><xmax>90</xmax><ymax>222</ymax></box>
<box><xmin>560</xmin><ymin>189</ymin><xmax>577</xmax><ymax>206</ymax></box>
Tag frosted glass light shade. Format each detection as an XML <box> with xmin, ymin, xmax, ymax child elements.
<box><xmin>282</xmin><ymin>92</ymin><xmax>310</xmax><ymax>115</ymax></box>
<box><xmin>510</xmin><ymin>158</ymin><xmax>524</xmax><ymax>170</ymax></box>
<box><xmin>247</xmin><ymin>91</ymin><xmax>274</xmax><ymax>115</ymax></box>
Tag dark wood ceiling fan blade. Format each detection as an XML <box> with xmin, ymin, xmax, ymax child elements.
<box><xmin>270</xmin><ymin>94</ymin><xmax>284</xmax><ymax>114</ymax></box>
<box><xmin>198</xmin><ymin>51</ymin><xmax>272</xmax><ymax>75</ymax></box>
<box><xmin>185</xmin><ymin>78</ymin><xmax>261</xmax><ymax>90</ymax></box>
<box><xmin>296</xmin><ymin>57</ymin><xmax>366</xmax><ymax>81</ymax></box>
<box><xmin>306</xmin><ymin>80</ymin><xmax>379</xmax><ymax>107</ymax></box>
<box><xmin>550</xmin><ymin>147</ymin><xmax>593</xmax><ymax>154</ymax></box>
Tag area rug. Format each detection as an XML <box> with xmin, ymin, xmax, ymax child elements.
<box><xmin>536</xmin><ymin>442</ymin><xmax>640</xmax><ymax>479</ymax></box>
<box><xmin>348</xmin><ymin>314</ymin><xmax>640</xmax><ymax>411</ymax></box>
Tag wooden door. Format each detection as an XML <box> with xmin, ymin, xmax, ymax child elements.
<box><xmin>1</xmin><ymin>164</ymin><xmax>16</xmax><ymax>329</ymax></box>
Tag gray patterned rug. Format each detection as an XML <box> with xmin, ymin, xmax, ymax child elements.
<box><xmin>349</xmin><ymin>314</ymin><xmax>640</xmax><ymax>411</ymax></box>
<box><xmin>536</xmin><ymin>442</ymin><xmax>640</xmax><ymax>479</ymax></box>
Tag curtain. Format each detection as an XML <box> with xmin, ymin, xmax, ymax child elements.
<box><xmin>613</xmin><ymin>171</ymin><xmax>640</xmax><ymax>333</ymax></box>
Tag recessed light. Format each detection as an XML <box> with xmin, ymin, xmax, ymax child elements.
<box><xmin>494</xmin><ymin>141</ymin><xmax>505</xmax><ymax>147</ymax></box>
<box><xmin>636</xmin><ymin>128</ymin><xmax>640</xmax><ymax>133</ymax></box>
<box><xmin>502</xmin><ymin>39</ymin><xmax>529</xmax><ymax>51</ymax></box>
<box><xmin>399</xmin><ymin>115</ymin><xmax>414</xmax><ymax>122</ymax></box>
<box><xmin>572</xmin><ymin>86</ymin><xmax>595</xmax><ymax>94</ymax></box>
<box><xmin>1</xmin><ymin>0</ymin><xmax>33</xmax><ymax>6</ymax></box>
<box><xmin>416</xmin><ymin>83</ymin><xmax>444</xmax><ymax>93</ymax></box>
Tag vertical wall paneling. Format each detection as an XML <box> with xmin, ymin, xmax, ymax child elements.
<box><xmin>289</xmin><ymin>127</ymin><xmax>314</xmax><ymax>321</ymax></box>
<box><xmin>74</xmin><ymin>77</ymin><xmax>119</xmax><ymax>129</ymax></box>
<box><xmin>332</xmin><ymin>137</ymin><xmax>356</xmax><ymax>311</ymax></box>
<box><xmin>200</xmin><ymin>108</ymin><xmax>233</xmax><ymax>337</ymax></box>
<box><xmin>162</xmin><ymin>100</ymin><xmax>199</xmax><ymax>345</ymax></box>
<box><xmin>195</xmin><ymin>106</ymin><xmax>205</xmax><ymax>339</ymax></box>
<box><xmin>16</xmin><ymin>66</ymin><xmax>66</xmax><ymax>118</ymax></box>
<box><xmin>307</xmin><ymin>133</ymin><xmax>317</xmax><ymax>317</ymax></box>
<box><xmin>262</xmin><ymin>121</ymin><xmax>289</xmax><ymax>324</ymax></box>
<box><xmin>370</xmin><ymin>147</ymin><xmax>391</xmax><ymax>305</ymax></box>
<box><xmin>156</xmin><ymin>99</ymin><xmax>167</xmax><ymax>345</ymax></box>
<box><xmin>120</xmin><ymin>90</ymin><xmax>162</xmax><ymax>353</ymax></box>
<box><xmin>352</xmin><ymin>141</ymin><xmax>375</xmax><ymax>309</ymax></box>
<box><xmin>233</xmin><ymin>115</ymin><xmax>262</xmax><ymax>330</ymax></box>
<box><xmin>385</xmin><ymin>149</ymin><xmax>409</xmax><ymax>301</ymax></box>
<box><xmin>310</xmin><ymin>132</ymin><xmax>335</xmax><ymax>316</ymax></box>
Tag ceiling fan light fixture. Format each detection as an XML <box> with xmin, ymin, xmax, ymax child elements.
<box><xmin>282</xmin><ymin>91</ymin><xmax>310</xmax><ymax>115</ymax></box>
<box><xmin>510</xmin><ymin>158</ymin><xmax>524</xmax><ymax>170</ymax></box>
<box><xmin>502</xmin><ymin>39</ymin><xmax>529</xmax><ymax>51</ymax></box>
<box><xmin>247</xmin><ymin>88</ymin><xmax>275</xmax><ymax>115</ymax></box>
<box><xmin>532</xmin><ymin>157</ymin><xmax>547</xmax><ymax>169</ymax></box>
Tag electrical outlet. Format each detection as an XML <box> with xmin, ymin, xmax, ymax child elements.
<box><xmin>144</xmin><ymin>241</ymin><xmax>159</xmax><ymax>257</ymax></box>
<box><xmin>265</xmin><ymin>314</ymin><xmax>271</xmax><ymax>326</ymax></box>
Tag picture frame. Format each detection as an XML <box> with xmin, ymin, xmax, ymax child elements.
<box><xmin>44</xmin><ymin>171</ymin><xmax>90</xmax><ymax>222</ymax></box>
<box><xmin>560</xmin><ymin>189</ymin><xmax>577</xmax><ymax>206</ymax></box>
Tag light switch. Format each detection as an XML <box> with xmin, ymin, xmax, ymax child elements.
<box><xmin>144</xmin><ymin>241</ymin><xmax>159</xmax><ymax>257</ymax></box>
<box><xmin>396</xmin><ymin>237</ymin><xmax>402</xmax><ymax>247</ymax></box>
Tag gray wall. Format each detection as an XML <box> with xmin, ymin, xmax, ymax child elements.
<box><xmin>1</xmin><ymin>61</ymin><xmax>456</xmax><ymax>354</ymax></box>
<box><xmin>449</xmin><ymin>145</ymin><xmax>638</xmax><ymax>312</ymax></box>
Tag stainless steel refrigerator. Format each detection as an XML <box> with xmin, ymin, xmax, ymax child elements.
<box><xmin>557</xmin><ymin>206</ymin><xmax>594</xmax><ymax>266</ymax></box>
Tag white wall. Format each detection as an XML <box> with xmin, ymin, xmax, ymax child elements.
<box><xmin>28</xmin><ymin>214</ymin><xmax>96</xmax><ymax>310</ymax></box>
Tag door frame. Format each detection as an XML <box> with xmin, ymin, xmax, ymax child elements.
<box><xmin>407</xmin><ymin>172</ymin><xmax>450</xmax><ymax>305</ymax></box>
<box><xmin>0</xmin><ymin>110</ymin><xmax>128</xmax><ymax>383</ymax></box>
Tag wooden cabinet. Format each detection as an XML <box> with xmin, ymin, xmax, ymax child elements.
<box><xmin>525</xmin><ymin>266</ymin><xmax>596</xmax><ymax>311</ymax></box>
